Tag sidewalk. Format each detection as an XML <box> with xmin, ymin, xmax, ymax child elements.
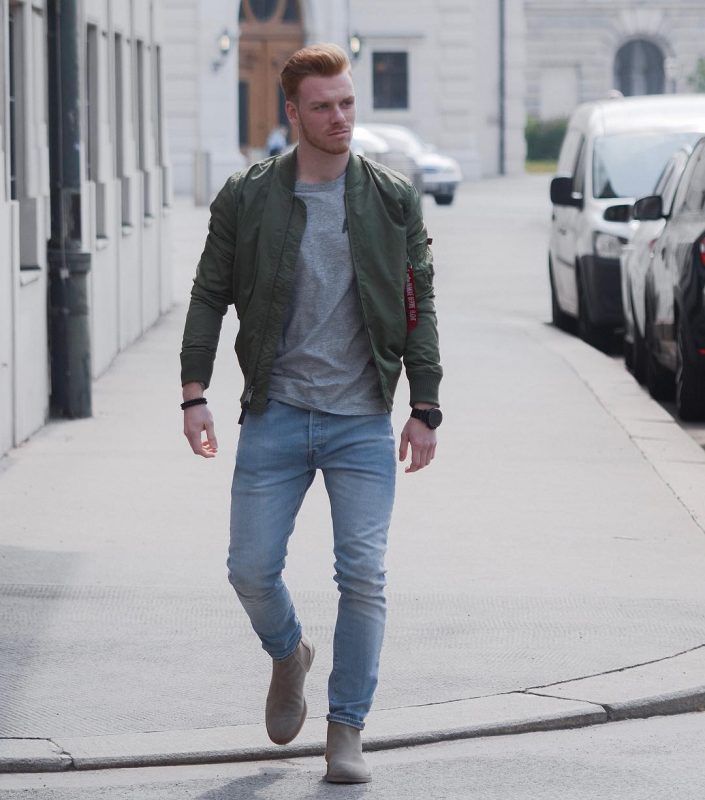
<box><xmin>2</xmin><ymin>182</ymin><xmax>705</xmax><ymax>773</ymax></box>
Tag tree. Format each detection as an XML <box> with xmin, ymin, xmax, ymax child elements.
<box><xmin>688</xmin><ymin>58</ymin><xmax>705</xmax><ymax>93</ymax></box>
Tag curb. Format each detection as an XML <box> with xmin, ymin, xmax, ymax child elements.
<box><xmin>2</xmin><ymin>670</ymin><xmax>704</xmax><ymax>773</ymax></box>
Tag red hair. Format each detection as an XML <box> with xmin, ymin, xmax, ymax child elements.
<box><xmin>280</xmin><ymin>43</ymin><xmax>351</xmax><ymax>101</ymax></box>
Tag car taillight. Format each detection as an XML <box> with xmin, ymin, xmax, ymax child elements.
<box><xmin>699</xmin><ymin>237</ymin><xmax>705</xmax><ymax>269</ymax></box>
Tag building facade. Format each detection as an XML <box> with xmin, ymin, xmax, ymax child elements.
<box><xmin>1</xmin><ymin>0</ymin><xmax>171</xmax><ymax>457</ymax></box>
<box><xmin>162</xmin><ymin>0</ymin><xmax>526</xmax><ymax>198</ymax></box>
<box><xmin>526</xmin><ymin>0</ymin><xmax>705</xmax><ymax>120</ymax></box>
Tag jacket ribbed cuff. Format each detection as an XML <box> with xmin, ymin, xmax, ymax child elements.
<box><xmin>408</xmin><ymin>374</ymin><xmax>441</xmax><ymax>407</ymax></box>
<box><xmin>180</xmin><ymin>353</ymin><xmax>214</xmax><ymax>390</ymax></box>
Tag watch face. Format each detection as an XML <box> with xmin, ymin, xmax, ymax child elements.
<box><xmin>428</xmin><ymin>408</ymin><xmax>443</xmax><ymax>428</ymax></box>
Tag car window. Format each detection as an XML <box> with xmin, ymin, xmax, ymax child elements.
<box><xmin>682</xmin><ymin>147</ymin><xmax>705</xmax><ymax>212</ymax></box>
<box><xmin>671</xmin><ymin>149</ymin><xmax>701</xmax><ymax>215</ymax></box>
<box><xmin>592</xmin><ymin>131</ymin><xmax>702</xmax><ymax>199</ymax></box>
<box><xmin>573</xmin><ymin>139</ymin><xmax>587</xmax><ymax>195</ymax></box>
<box><xmin>556</xmin><ymin>129</ymin><xmax>583</xmax><ymax>175</ymax></box>
<box><xmin>659</xmin><ymin>149</ymin><xmax>692</xmax><ymax>214</ymax></box>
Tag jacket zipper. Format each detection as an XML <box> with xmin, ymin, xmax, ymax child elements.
<box><xmin>239</xmin><ymin>197</ymin><xmax>299</xmax><ymax>422</ymax></box>
<box><xmin>238</xmin><ymin>385</ymin><xmax>254</xmax><ymax>425</ymax></box>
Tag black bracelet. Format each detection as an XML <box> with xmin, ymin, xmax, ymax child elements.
<box><xmin>181</xmin><ymin>397</ymin><xmax>207</xmax><ymax>410</ymax></box>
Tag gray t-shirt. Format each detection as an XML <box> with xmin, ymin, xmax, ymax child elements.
<box><xmin>268</xmin><ymin>172</ymin><xmax>387</xmax><ymax>415</ymax></box>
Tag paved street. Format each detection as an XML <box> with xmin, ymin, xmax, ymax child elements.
<box><xmin>1</xmin><ymin>173</ymin><xmax>705</xmax><ymax>780</ymax></box>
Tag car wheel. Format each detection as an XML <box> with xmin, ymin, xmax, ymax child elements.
<box><xmin>676</xmin><ymin>318</ymin><xmax>705</xmax><ymax>421</ymax></box>
<box><xmin>577</xmin><ymin>266</ymin><xmax>611</xmax><ymax>351</ymax></box>
<box><xmin>645</xmin><ymin>299</ymin><xmax>674</xmax><ymax>401</ymax></box>
<box><xmin>549</xmin><ymin>259</ymin><xmax>573</xmax><ymax>332</ymax></box>
<box><xmin>434</xmin><ymin>194</ymin><xmax>454</xmax><ymax>206</ymax></box>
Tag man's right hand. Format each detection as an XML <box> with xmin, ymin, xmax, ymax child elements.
<box><xmin>182</xmin><ymin>382</ymin><xmax>218</xmax><ymax>458</ymax></box>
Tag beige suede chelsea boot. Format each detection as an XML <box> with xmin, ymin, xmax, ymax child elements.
<box><xmin>324</xmin><ymin>721</ymin><xmax>372</xmax><ymax>783</ymax></box>
<box><xmin>265</xmin><ymin>634</ymin><xmax>315</xmax><ymax>745</ymax></box>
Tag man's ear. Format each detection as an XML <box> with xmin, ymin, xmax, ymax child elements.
<box><xmin>285</xmin><ymin>99</ymin><xmax>298</xmax><ymax>129</ymax></box>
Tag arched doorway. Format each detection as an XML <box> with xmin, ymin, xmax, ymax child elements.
<box><xmin>238</xmin><ymin>0</ymin><xmax>304</xmax><ymax>154</ymax></box>
<box><xmin>614</xmin><ymin>39</ymin><xmax>665</xmax><ymax>96</ymax></box>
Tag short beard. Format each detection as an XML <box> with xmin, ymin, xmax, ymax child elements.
<box><xmin>298</xmin><ymin>117</ymin><xmax>350</xmax><ymax>156</ymax></box>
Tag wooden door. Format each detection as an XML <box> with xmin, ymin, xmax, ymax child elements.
<box><xmin>238</xmin><ymin>0</ymin><xmax>304</xmax><ymax>152</ymax></box>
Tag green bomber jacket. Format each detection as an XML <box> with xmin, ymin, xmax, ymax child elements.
<box><xmin>180</xmin><ymin>148</ymin><xmax>442</xmax><ymax>415</ymax></box>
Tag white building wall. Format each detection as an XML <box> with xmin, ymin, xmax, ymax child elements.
<box><xmin>1</xmin><ymin>0</ymin><xmax>50</xmax><ymax>451</ymax></box>
<box><xmin>163</xmin><ymin>0</ymin><xmax>525</xmax><ymax>197</ymax></box>
<box><xmin>526</xmin><ymin>1</ymin><xmax>705</xmax><ymax>120</ymax></box>
<box><xmin>0</xmin><ymin>0</ymin><xmax>171</xmax><ymax>457</ymax></box>
<box><xmin>82</xmin><ymin>0</ymin><xmax>171</xmax><ymax>374</ymax></box>
<box><xmin>163</xmin><ymin>0</ymin><xmax>244</xmax><ymax>197</ymax></box>
<box><xmin>349</xmin><ymin>0</ymin><xmax>525</xmax><ymax>178</ymax></box>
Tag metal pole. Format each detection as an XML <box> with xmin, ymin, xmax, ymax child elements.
<box><xmin>47</xmin><ymin>0</ymin><xmax>92</xmax><ymax>418</ymax></box>
<box><xmin>498</xmin><ymin>0</ymin><xmax>506</xmax><ymax>176</ymax></box>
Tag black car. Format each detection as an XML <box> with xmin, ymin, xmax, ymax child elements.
<box><xmin>634</xmin><ymin>136</ymin><xmax>705</xmax><ymax>420</ymax></box>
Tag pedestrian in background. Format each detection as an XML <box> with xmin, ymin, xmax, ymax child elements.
<box><xmin>266</xmin><ymin>124</ymin><xmax>288</xmax><ymax>156</ymax></box>
<box><xmin>180</xmin><ymin>42</ymin><xmax>442</xmax><ymax>784</ymax></box>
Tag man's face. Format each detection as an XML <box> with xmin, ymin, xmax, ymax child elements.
<box><xmin>286</xmin><ymin>70</ymin><xmax>356</xmax><ymax>156</ymax></box>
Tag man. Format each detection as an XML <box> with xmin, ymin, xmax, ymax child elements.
<box><xmin>180</xmin><ymin>43</ymin><xmax>442</xmax><ymax>784</ymax></box>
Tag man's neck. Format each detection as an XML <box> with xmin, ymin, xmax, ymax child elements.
<box><xmin>296</xmin><ymin>143</ymin><xmax>350</xmax><ymax>184</ymax></box>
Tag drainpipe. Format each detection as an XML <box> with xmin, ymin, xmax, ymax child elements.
<box><xmin>47</xmin><ymin>0</ymin><xmax>92</xmax><ymax>418</ymax></box>
<box><xmin>498</xmin><ymin>0</ymin><xmax>506</xmax><ymax>176</ymax></box>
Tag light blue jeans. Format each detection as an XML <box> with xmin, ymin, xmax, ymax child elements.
<box><xmin>227</xmin><ymin>400</ymin><xmax>396</xmax><ymax>730</ymax></box>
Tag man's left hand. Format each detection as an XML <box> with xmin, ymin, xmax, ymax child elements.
<box><xmin>399</xmin><ymin>413</ymin><xmax>437</xmax><ymax>474</ymax></box>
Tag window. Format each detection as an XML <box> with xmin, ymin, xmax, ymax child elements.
<box><xmin>614</xmin><ymin>40</ymin><xmax>665</xmax><ymax>97</ymax></box>
<box><xmin>592</xmin><ymin>131</ymin><xmax>701</xmax><ymax>200</ymax></box>
<box><xmin>85</xmin><ymin>25</ymin><xmax>98</xmax><ymax>182</ymax></box>
<box><xmin>152</xmin><ymin>45</ymin><xmax>168</xmax><ymax>207</ymax></box>
<box><xmin>682</xmin><ymin>148</ymin><xmax>705</xmax><ymax>213</ymax></box>
<box><xmin>86</xmin><ymin>24</ymin><xmax>107</xmax><ymax>238</ymax></box>
<box><xmin>238</xmin><ymin>81</ymin><xmax>249</xmax><ymax>147</ymax></box>
<box><xmin>282</xmin><ymin>0</ymin><xmax>300</xmax><ymax>22</ymax></box>
<box><xmin>556</xmin><ymin>130</ymin><xmax>582</xmax><ymax>176</ymax></box>
<box><xmin>249</xmin><ymin>0</ymin><xmax>277</xmax><ymax>21</ymax></box>
<box><xmin>373</xmin><ymin>52</ymin><xmax>408</xmax><ymax>110</ymax></box>
<box><xmin>9</xmin><ymin>6</ymin><xmax>19</xmax><ymax>200</ymax></box>
<box><xmin>572</xmin><ymin>140</ymin><xmax>586</xmax><ymax>195</ymax></box>
<box><xmin>135</xmin><ymin>39</ymin><xmax>152</xmax><ymax>217</ymax></box>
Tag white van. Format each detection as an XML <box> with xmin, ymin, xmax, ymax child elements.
<box><xmin>549</xmin><ymin>94</ymin><xmax>705</xmax><ymax>349</ymax></box>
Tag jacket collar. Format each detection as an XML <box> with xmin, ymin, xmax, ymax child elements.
<box><xmin>275</xmin><ymin>147</ymin><xmax>365</xmax><ymax>194</ymax></box>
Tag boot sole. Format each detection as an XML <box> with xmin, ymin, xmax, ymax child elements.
<box><xmin>325</xmin><ymin>771</ymin><xmax>372</xmax><ymax>784</ymax></box>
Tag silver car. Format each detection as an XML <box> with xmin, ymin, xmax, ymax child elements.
<box><xmin>621</xmin><ymin>145</ymin><xmax>694</xmax><ymax>382</ymax></box>
<box><xmin>360</xmin><ymin>123</ymin><xmax>462</xmax><ymax>205</ymax></box>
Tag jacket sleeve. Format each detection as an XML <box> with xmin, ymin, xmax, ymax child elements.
<box><xmin>180</xmin><ymin>177</ymin><xmax>238</xmax><ymax>388</ymax></box>
<box><xmin>404</xmin><ymin>186</ymin><xmax>443</xmax><ymax>406</ymax></box>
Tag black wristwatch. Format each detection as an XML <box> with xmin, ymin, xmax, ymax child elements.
<box><xmin>410</xmin><ymin>407</ymin><xmax>443</xmax><ymax>429</ymax></box>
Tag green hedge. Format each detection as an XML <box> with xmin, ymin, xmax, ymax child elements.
<box><xmin>525</xmin><ymin>116</ymin><xmax>568</xmax><ymax>162</ymax></box>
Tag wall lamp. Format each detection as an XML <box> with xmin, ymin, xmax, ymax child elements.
<box><xmin>349</xmin><ymin>33</ymin><xmax>362</xmax><ymax>61</ymax></box>
<box><xmin>212</xmin><ymin>28</ymin><xmax>235</xmax><ymax>72</ymax></box>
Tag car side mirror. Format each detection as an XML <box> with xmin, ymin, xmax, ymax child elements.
<box><xmin>632</xmin><ymin>195</ymin><xmax>664</xmax><ymax>221</ymax></box>
<box><xmin>550</xmin><ymin>176</ymin><xmax>583</xmax><ymax>208</ymax></box>
<box><xmin>603</xmin><ymin>204</ymin><xmax>631</xmax><ymax>222</ymax></box>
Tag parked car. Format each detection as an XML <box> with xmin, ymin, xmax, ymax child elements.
<box><xmin>633</xmin><ymin>136</ymin><xmax>705</xmax><ymax>420</ymax></box>
<box><xmin>549</xmin><ymin>95</ymin><xmax>705</xmax><ymax>350</ymax></box>
<box><xmin>360</xmin><ymin>123</ymin><xmax>462</xmax><ymax>205</ymax></box>
<box><xmin>622</xmin><ymin>145</ymin><xmax>695</xmax><ymax>382</ymax></box>
<box><xmin>353</xmin><ymin>124</ymin><xmax>424</xmax><ymax>196</ymax></box>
